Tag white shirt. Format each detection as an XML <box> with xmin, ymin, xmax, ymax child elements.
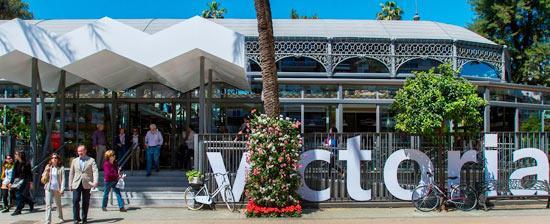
<box><xmin>2</xmin><ymin>168</ymin><xmax>13</xmax><ymax>185</ymax></box>
<box><xmin>132</xmin><ymin>134</ymin><xmax>139</xmax><ymax>146</ymax></box>
<box><xmin>50</xmin><ymin>167</ymin><xmax>59</xmax><ymax>190</ymax></box>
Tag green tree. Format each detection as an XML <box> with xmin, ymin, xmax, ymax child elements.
<box><xmin>201</xmin><ymin>0</ymin><xmax>227</xmax><ymax>19</ymax></box>
<box><xmin>392</xmin><ymin>63</ymin><xmax>487</xmax><ymax>195</ymax></box>
<box><xmin>376</xmin><ymin>1</ymin><xmax>403</xmax><ymax>20</ymax></box>
<box><xmin>290</xmin><ymin>8</ymin><xmax>318</xmax><ymax>19</ymax></box>
<box><xmin>469</xmin><ymin>0</ymin><xmax>549</xmax><ymax>86</ymax></box>
<box><xmin>519</xmin><ymin>42</ymin><xmax>550</xmax><ymax>86</ymax></box>
<box><xmin>0</xmin><ymin>0</ymin><xmax>33</xmax><ymax>19</ymax></box>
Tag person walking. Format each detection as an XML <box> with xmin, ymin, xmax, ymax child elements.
<box><xmin>1</xmin><ymin>154</ymin><xmax>15</xmax><ymax>213</ymax></box>
<box><xmin>69</xmin><ymin>145</ymin><xmax>99</xmax><ymax>224</ymax></box>
<box><xmin>182</xmin><ymin>126</ymin><xmax>196</xmax><ymax>170</ymax></box>
<box><xmin>10</xmin><ymin>150</ymin><xmax>34</xmax><ymax>216</ymax></box>
<box><xmin>144</xmin><ymin>124</ymin><xmax>163</xmax><ymax>176</ymax></box>
<box><xmin>41</xmin><ymin>153</ymin><xmax>65</xmax><ymax>224</ymax></box>
<box><xmin>114</xmin><ymin>128</ymin><xmax>130</xmax><ymax>168</ymax></box>
<box><xmin>130</xmin><ymin>128</ymin><xmax>143</xmax><ymax>170</ymax></box>
<box><xmin>101</xmin><ymin>150</ymin><xmax>126</xmax><ymax>212</ymax></box>
<box><xmin>233</xmin><ymin>114</ymin><xmax>251</xmax><ymax>141</ymax></box>
<box><xmin>92</xmin><ymin>124</ymin><xmax>107</xmax><ymax>171</ymax></box>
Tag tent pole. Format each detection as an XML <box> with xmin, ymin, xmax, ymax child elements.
<box><xmin>199</xmin><ymin>56</ymin><xmax>205</xmax><ymax>134</ymax></box>
<box><xmin>30</xmin><ymin>58</ymin><xmax>38</xmax><ymax>166</ymax></box>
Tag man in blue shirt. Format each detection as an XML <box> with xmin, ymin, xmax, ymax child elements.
<box><xmin>145</xmin><ymin>124</ymin><xmax>163</xmax><ymax>176</ymax></box>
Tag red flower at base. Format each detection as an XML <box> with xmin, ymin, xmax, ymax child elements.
<box><xmin>245</xmin><ymin>200</ymin><xmax>302</xmax><ymax>217</ymax></box>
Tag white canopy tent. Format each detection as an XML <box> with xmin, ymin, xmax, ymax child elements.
<box><xmin>0</xmin><ymin>16</ymin><xmax>248</xmax><ymax>134</ymax></box>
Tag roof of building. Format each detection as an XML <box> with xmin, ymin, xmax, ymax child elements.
<box><xmin>0</xmin><ymin>18</ymin><xmax>496</xmax><ymax>45</ymax></box>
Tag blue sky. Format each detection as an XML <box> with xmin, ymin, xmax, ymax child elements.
<box><xmin>27</xmin><ymin>0</ymin><xmax>475</xmax><ymax>27</ymax></box>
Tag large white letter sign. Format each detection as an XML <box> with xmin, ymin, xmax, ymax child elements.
<box><xmin>298</xmin><ymin>150</ymin><xmax>331</xmax><ymax>202</ymax></box>
<box><xmin>339</xmin><ymin>136</ymin><xmax>372</xmax><ymax>201</ymax></box>
<box><xmin>447</xmin><ymin>150</ymin><xmax>477</xmax><ymax>190</ymax></box>
<box><xmin>383</xmin><ymin>149</ymin><xmax>433</xmax><ymax>200</ymax></box>
<box><xmin>509</xmin><ymin>148</ymin><xmax>550</xmax><ymax>195</ymax></box>
<box><xmin>483</xmin><ymin>150</ymin><xmax>498</xmax><ymax>196</ymax></box>
<box><xmin>206</xmin><ymin>152</ymin><xmax>249</xmax><ymax>202</ymax></box>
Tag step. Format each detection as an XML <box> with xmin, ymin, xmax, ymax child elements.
<box><xmin>58</xmin><ymin>191</ymin><xmax>191</xmax><ymax>207</ymax></box>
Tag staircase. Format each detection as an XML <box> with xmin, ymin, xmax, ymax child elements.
<box><xmin>61</xmin><ymin>170</ymin><xmax>190</xmax><ymax>207</ymax></box>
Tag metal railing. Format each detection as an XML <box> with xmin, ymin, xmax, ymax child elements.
<box><xmin>196</xmin><ymin>132</ymin><xmax>549</xmax><ymax>203</ymax></box>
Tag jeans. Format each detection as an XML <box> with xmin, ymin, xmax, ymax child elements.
<box><xmin>146</xmin><ymin>146</ymin><xmax>160</xmax><ymax>175</ymax></box>
<box><xmin>15</xmin><ymin>180</ymin><xmax>34</xmax><ymax>211</ymax></box>
<box><xmin>72</xmin><ymin>183</ymin><xmax>91</xmax><ymax>222</ymax></box>
<box><xmin>102</xmin><ymin>181</ymin><xmax>124</xmax><ymax>209</ymax></box>
<box><xmin>1</xmin><ymin>188</ymin><xmax>15</xmax><ymax>208</ymax></box>
<box><xmin>44</xmin><ymin>189</ymin><xmax>63</xmax><ymax>223</ymax></box>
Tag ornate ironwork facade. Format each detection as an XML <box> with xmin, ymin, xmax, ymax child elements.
<box><xmin>245</xmin><ymin>37</ymin><xmax>504</xmax><ymax>79</ymax></box>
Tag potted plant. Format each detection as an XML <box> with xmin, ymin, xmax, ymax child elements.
<box><xmin>186</xmin><ymin>170</ymin><xmax>203</xmax><ymax>185</ymax></box>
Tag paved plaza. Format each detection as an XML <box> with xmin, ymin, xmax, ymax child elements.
<box><xmin>2</xmin><ymin>204</ymin><xmax>549</xmax><ymax>224</ymax></box>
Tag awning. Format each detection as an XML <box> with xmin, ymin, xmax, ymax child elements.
<box><xmin>0</xmin><ymin>16</ymin><xmax>248</xmax><ymax>93</ymax></box>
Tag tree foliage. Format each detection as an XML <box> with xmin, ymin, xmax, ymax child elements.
<box><xmin>0</xmin><ymin>0</ymin><xmax>33</xmax><ymax>19</ymax></box>
<box><xmin>201</xmin><ymin>0</ymin><xmax>226</xmax><ymax>19</ymax></box>
<box><xmin>392</xmin><ymin>63</ymin><xmax>487</xmax><ymax>136</ymax></box>
<box><xmin>376</xmin><ymin>1</ymin><xmax>403</xmax><ymax>20</ymax></box>
<box><xmin>469</xmin><ymin>0</ymin><xmax>549</xmax><ymax>86</ymax></box>
<box><xmin>290</xmin><ymin>8</ymin><xmax>318</xmax><ymax>19</ymax></box>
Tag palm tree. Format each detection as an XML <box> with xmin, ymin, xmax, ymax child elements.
<box><xmin>376</xmin><ymin>1</ymin><xmax>403</xmax><ymax>20</ymax></box>
<box><xmin>201</xmin><ymin>0</ymin><xmax>227</xmax><ymax>19</ymax></box>
<box><xmin>290</xmin><ymin>8</ymin><xmax>319</xmax><ymax>19</ymax></box>
<box><xmin>253</xmin><ymin>0</ymin><xmax>279</xmax><ymax>117</ymax></box>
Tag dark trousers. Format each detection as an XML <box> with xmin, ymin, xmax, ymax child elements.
<box><xmin>15</xmin><ymin>180</ymin><xmax>33</xmax><ymax>211</ymax></box>
<box><xmin>1</xmin><ymin>188</ymin><xmax>15</xmax><ymax>208</ymax></box>
<box><xmin>72</xmin><ymin>183</ymin><xmax>91</xmax><ymax>222</ymax></box>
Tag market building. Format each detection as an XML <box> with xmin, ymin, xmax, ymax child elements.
<box><xmin>0</xmin><ymin>16</ymin><xmax>548</xmax><ymax>168</ymax></box>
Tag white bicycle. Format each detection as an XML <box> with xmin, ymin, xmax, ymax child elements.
<box><xmin>184</xmin><ymin>173</ymin><xmax>236</xmax><ymax>212</ymax></box>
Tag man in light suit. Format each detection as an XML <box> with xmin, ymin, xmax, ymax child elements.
<box><xmin>68</xmin><ymin>145</ymin><xmax>99</xmax><ymax>224</ymax></box>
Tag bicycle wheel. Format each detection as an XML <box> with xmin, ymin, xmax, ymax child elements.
<box><xmin>450</xmin><ymin>184</ymin><xmax>477</xmax><ymax>211</ymax></box>
<box><xmin>184</xmin><ymin>186</ymin><xmax>206</xmax><ymax>210</ymax></box>
<box><xmin>411</xmin><ymin>185</ymin><xmax>439</xmax><ymax>212</ymax></box>
<box><xmin>224</xmin><ymin>187</ymin><xmax>236</xmax><ymax>212</ymax></box>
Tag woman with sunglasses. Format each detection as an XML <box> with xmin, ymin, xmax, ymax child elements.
<box><xmin>41</xmin><ymin>153</ymin><xmax>65</xmax><ymax>224</ymax></box>
<box><xmin>1</xmin><ymin>154</ymin><xmax>15</xmax><ymax>213</ymax></box>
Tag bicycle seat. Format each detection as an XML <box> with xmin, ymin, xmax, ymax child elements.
<box><xmin>448</xmin><ymin>176</ymin><xmax>458</xmax><ymax>180</ymax></box>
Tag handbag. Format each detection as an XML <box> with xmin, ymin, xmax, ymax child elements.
<box><xmin>11</xmin><ymin>178</ymin><xmax>24</xmax><ymax>189</ymax></box>
<box><xmin>115</xmin><ymin>177</ymin><xmax>125</xmax><ymax>189</ymax></box>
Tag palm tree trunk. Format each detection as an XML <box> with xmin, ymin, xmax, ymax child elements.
<box><xmin>253</xmin><ymin>0</ymin><xmax>280</xmax><ymax>118</ymax></box>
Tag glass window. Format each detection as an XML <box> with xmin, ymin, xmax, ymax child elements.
<box><xmin>545</xmin><ymin>110</ymin><xmax>550</xmax><ymax>132</ymax></box>
<box><xmin>78</xmin><ymin>84</ymin><xmax>111</xmax><ymax>98</ymax></box>
<box><xmin>490</xmin><ymin>88</ymin><xmax>516</xmax><ymax>102</ymax></box>
<box><xmin>210</xmin><ymin>103</ymin><xmax>261</xmax><ymax>133</ymax></box>
<box><xmin>217</xmin><ymin>83</ymin><xmax>261</xmax><ymax>99</ymax></box>
<box><xmin>377</xmin><ymin>86</ymin><xmax>400</xmax><ymax>99</ymax></box>
<box><xmin>280</xmin><ymin>104</ymin><xmax>301</xmax><ymax>122</ymax></box>
<box><xmin>304</xmin><ymin>85</ymin><xmax>337</xmax><ymax>98</ymax></box>
<box><xmin>343</xmin><ymin>106</ymin><xmax>376</xmax><ymax>132</ymax></box>
<box><xmin>334</xmin><ymin>57</ymin><xmax>389</xmax><ymax>73</ymax></box>
<box><xmin>490</xmin><ymin>107</ymin><xmax>515</xmax><ymax>132</ymax></box>
<box><xmin>380</xmin><ymin>106</ymin><xmax>396</xmax><ymax>132</ymax></box>
<box><xmin>545</xmin><ymin>93</ymin><xmax>550</xmax><ymax>104</ymax></box>
<box><xmin>121</xmin><ymin>83</ymin><xmax>179</xmax><ymax>98</ymax></box>
<box><xmin>248</xmin><ymin>59</ymin><xmax>261</xmax><ymax>72</ymax></box>
<box><xmin>397</xmin><ymin>58</ymin><xmax>442</xmax><ymax>74</ymax></box>
<box><xmin>277</xmin><ymin>57</ymin><xmax>326</xmax><ymax>73</ymax></box>
<box><xmin>460</xmin><ymin>61</ymin><xmax>499</xmax><ymax>79</ymax></box>
<box><xmin>280</xmin><ymin>85</ymin><xmax>301</xmax><ymax>98</ymax></box>
<box><xmin>304</xmin><ymin>105</ymin><xmax>335</xmax><ymax>133</ymax></box>
<box><xmin>343</xmin><ymin>86</ymin><xmax>377</xmax><ymax>99</ymax></box>
<box><xmin>516</xmin><ymin>90</ymin><xmax>542</xmax><ymax>104</ymax></box>
<box><xmin>519</xmin><ymin>109</ymin><xmax>542</xmax><ymax>132</ymax></box>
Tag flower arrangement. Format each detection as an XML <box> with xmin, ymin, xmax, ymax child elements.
<box><xmin>245</xmin><ymin>114</ymin><xmax>303</xmax><ymax>217</ymax></box>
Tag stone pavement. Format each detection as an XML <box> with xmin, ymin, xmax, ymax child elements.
<box><xmin>2</xmin><ymin>204</ymin><xmax>549</xmax><ymax>224</ymax></box>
